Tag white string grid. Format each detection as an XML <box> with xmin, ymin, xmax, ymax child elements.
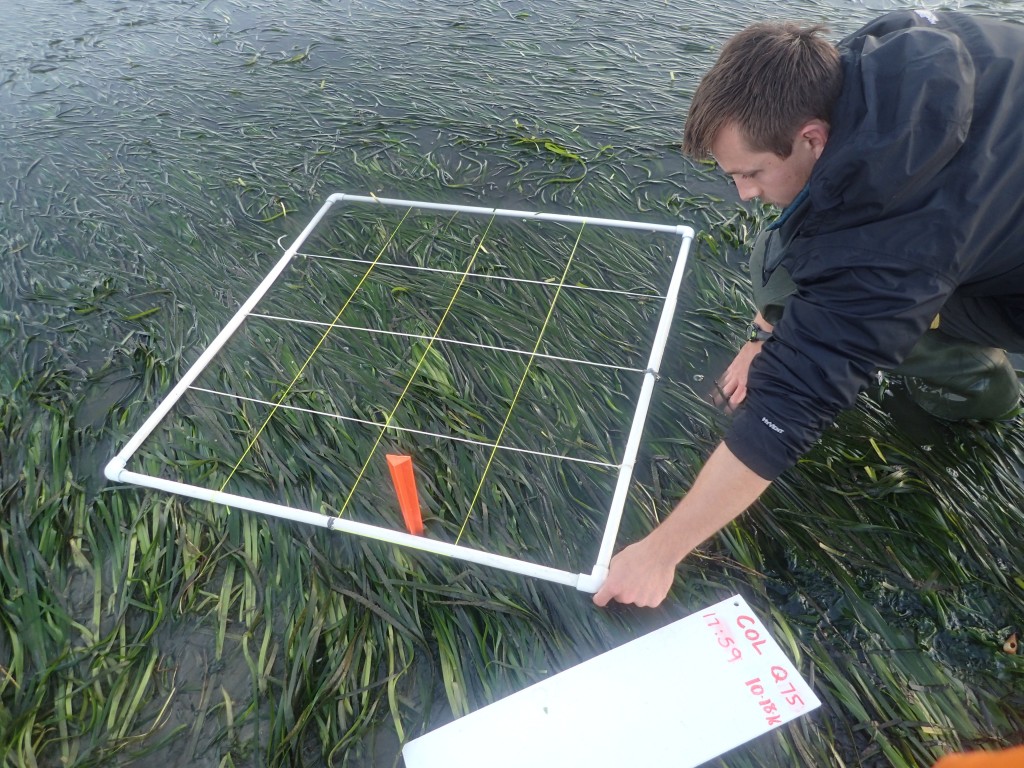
<box><xmin>105</xmin><ymin>194</ymin><xmax>694</xmax><ymax>592</ymax></box>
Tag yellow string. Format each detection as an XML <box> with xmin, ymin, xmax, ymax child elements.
<box><xmin>217</xmin><ymin>207</ymin><xmax>413</xmax><ymax>496</ymax></box>
<box><xmin>455</xmin><ymin>221</ymin><xmax>586</xmax><ymax>544</ymax></box>
<box><xmin>335</xmin><ymin>214</ymin><xmax>497</xmax><ymax>518</ymax></box>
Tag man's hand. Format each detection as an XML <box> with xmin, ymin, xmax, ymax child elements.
<box><xmin>592</xmin><ymin>535</ymin><xmax>678</xmax><ymax>608</ymax></box>
<box><xmin>712</xmin><ymin>313</ymin><xmax>774</xmax><ymax>412</ymax></box>
<box><xmin>591</xmin><ymin>443</ymin><xmax>773</xmax><ymax>609</ymax></box>
<box><xmin>713</xmin><ymin>340</ymin><xmax>764</xmax><ymax>411</ymax></box>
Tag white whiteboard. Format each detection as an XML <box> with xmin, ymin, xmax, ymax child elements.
<box><xmin>403</xmin><ymin>595</ymin><xmax>820</xmax><ymax>767</ymax></box>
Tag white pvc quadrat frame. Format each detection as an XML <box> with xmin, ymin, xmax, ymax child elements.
<box><xmin>105</xmin><ymin>193</ymin><xmax>694</xmax><ymax>593</ymax></box>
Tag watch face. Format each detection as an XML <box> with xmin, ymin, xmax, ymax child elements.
<box><xmin>748</xmin><ymin>323</ymin><xmax>770</xmax><ymax>342</ymax></box>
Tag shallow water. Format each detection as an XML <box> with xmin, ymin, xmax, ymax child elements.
<box><xmin>2</xmin><ymin>0</ymin><xmax>1000</xmax><ymax>449</ymax></box>
<box><xmin>3</xmin><ymin>0</ymin><xmax>1024</xmax><ymax>765</ymax></box>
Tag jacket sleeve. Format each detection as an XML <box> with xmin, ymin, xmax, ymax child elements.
<box><xmin>724</xmin><ymin>248</ymin><xmax>956</xmax><ymax>480</ymax></box>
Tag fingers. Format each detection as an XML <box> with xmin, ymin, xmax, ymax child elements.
<box><xmin>591</xmin><ymin>545</ymin><xmax>675</xmax><ymax>609</ymax></box>
<box><xmin>592</xmin><ymin>568</ymin><xmax>622</xmax><ymax>607</ymax></box>
<box><xmin>712</xmin><ymin>340</ymin><xmax>764</xmax><ymax>409</ymax></box>
<box><xmin>593</xmin><ymin>582</ymin><xmax>668</xmax><ymax>609</ymax></box>
<box><xmin>711</xmin><ymin>373</ymin><xmax>735</xmax><ymax>404</ymax></box>
<box><xmin>728</xmin><ymin>383</ymin><xmax>746</xmax><ymax>408</ymax></box>
<box><xmin>592</xmin><ymin>567</ymin><xmax>623</xmax><ymax>608</ymax></box>
<box><xmin>710</xmin><ymin>376</ymin><xmax>745</xmax><ymax>411</ymax></box>
<box><xmin>710</xmin><ymin>379</ymin><xmax>727</xmax><ymax>407</ymax></box>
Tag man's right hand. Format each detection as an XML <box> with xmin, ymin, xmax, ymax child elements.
<box><xmin>591</xmin><ymin>443</ymin><xmax>774</xmax><ymax>611</ymax></box>
<box><xmin>592</xmin><ymin>534</ymin><xmax>679</xmax><ymax>608</ymax></box>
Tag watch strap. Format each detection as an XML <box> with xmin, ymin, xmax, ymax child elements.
<box><xmin>747</xmin><ymin>321</ymin><xmax>772</xmax><ymax>343</ymax></box>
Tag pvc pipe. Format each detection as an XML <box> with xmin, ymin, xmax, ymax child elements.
<box><xmin>105</xmin><ymin>195</ymin><xmax>342</xmax><ymax>472</ymax></box>
<box><xmin>105</xmin><ymin>192</ymin><xmax>694</xmax><ymax>595</ymax></box>
<box><xmin>104</xmin><ymin>467</ymin><xmax>584</xmax><ymax>588</ymax></box>
<box><xmin>591</xmin><ymin>229</ymin><xmax>695</xmax><ymax>574</ymax></box>
<box><xmin>328</xmin><ymin>193</ymin><xmax>693</xmax><ymax>237</ymax></box>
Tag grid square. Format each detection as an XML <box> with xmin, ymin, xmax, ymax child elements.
<box><xmin>107</xmin><ymin>194</ymin><xmax>693</xmax><ymax>592</ymax></box>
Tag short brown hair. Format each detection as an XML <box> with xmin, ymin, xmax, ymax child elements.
<box><xmin>682</xmin><ymin>22</ymin><xmax>842</xmax><ymax>159</ymax></box>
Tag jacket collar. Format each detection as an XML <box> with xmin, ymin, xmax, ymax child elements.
<box><xmin>768</xmin><ymin>185</ymin><xmax>810</xmax><ymax>232</ymax></box>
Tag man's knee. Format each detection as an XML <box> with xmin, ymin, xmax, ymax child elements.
<box><xmin>896</xmin><ymin>331</ymin><xmax>1021</xmax><ymax>420</ymax></box>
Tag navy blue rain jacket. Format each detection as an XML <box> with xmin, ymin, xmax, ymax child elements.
<box><xmin>726</xmin><ymin>10</ymin><xmax>1024</xmax><ymax>480</ymax></box>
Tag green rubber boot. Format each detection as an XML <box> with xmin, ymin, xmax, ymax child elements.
<box><xmin>896</xmin><ymin>330</ymin><xmax>1021</xmax><ymax>421</ymax></box>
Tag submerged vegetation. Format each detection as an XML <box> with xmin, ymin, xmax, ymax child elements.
<box><xmin>2</xmin><ymin>1</ymin><xmax>1022</xmax><ymax>766</ymax></box>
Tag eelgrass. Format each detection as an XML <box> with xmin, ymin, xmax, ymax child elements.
<box><xmin>3</xmin><ymin>1</ymin><xmax>1024</xmax><ymax>766</ymax></box>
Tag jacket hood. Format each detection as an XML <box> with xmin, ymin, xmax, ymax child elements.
<box><xmin>807</xmin><ymin>17</ymin><xmax>975</xmax><ymax>228</ymax></box>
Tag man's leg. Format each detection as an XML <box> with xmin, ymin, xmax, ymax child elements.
<box><xmin>895</xmin><ymin>329</ymin><xmax>1020</xmax><ymax>421</ymax></box>
<box><xmin>748</xmin><ymin>233</ymin><xmax>1021</xmax><ymax>421</ymax></box>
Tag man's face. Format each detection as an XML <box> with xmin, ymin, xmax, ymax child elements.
<box><xmin>710</xmin><ymin>122</ymin><xmax>824</xmax><ymax>207</ymax></box>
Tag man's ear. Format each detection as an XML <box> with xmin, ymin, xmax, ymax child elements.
<box><xmin>799</xmin><ymin>119</ymin><xmax>830</xmax><ymax>159</ymax></box>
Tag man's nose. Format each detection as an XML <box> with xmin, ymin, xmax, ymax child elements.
<box><xmin>735</xmin><ymin>179</ymin><xmax>759</xmax><ymax>201</ymax></box>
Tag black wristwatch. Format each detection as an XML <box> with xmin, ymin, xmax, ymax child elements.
<box><xmin>747</xmin><ymin>321</ymin><xmax>772</xmax><ymax>343</ymax></box>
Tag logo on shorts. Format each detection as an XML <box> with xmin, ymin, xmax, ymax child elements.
<box><xmin>761</xmin><ymin>416</ymin><xmax>784</xmax><ymax>434</ymax></box>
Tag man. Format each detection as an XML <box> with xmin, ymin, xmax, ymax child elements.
<box><xmin>593</xmin><ymin>10</ymin><xmax>1024</xmax><ymax>608</ymax></box>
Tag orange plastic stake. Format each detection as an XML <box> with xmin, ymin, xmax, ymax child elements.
<box><xmin>386</xmin><ymin>454</ymin><xmax>424</xmax><ymax>535</ymax></box>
